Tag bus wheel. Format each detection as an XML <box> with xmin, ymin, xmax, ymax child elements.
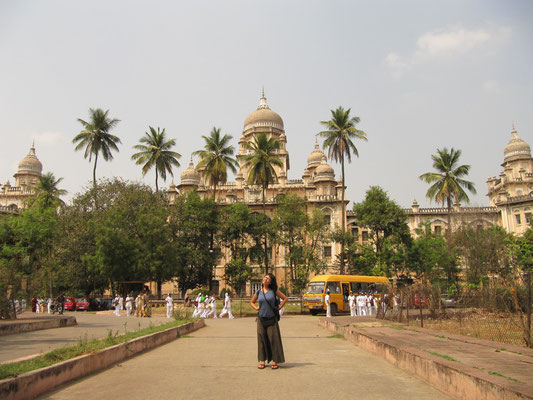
<box><xmin>331</xmin><ymin>303</ymin><xmax>338</xmax><ymax>316</ymax></box>
<box><xmin>310</xmin><ymin>310</ymin><xmax>318</xmax><ymax>316</ymax></box>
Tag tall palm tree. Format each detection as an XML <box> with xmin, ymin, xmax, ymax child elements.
<box><xmin>34</xmin><ymin>172</ymin><xmax>67</xmax><ymax>208</ymax></box>
<box><xmin>243</xmin><ymin>133</ymin><xmax>283</xmax><ymax>274</ymax></box>
<box><xmin>131</xmin><ymin>126</ymin><xmax>181</xmax><ymax>192</ymax></box>
<box><xmin>73</xmin><ymin>108</ymin><xmax>121</xmax><ymax>189</ymax></box>
<box><xmin>319</xmin><ymin>106</ymin><xmax>367</xmax><ymax>274</ymax></box>
<box><xmin>193</xmin><ymin>127</ymin><xmax>238</xmax><ymax>200</ymax></box>
<box><xmin>419</xmin><ymin>147</ymin><xmax>476</xmax><ymax>231</ymax></box>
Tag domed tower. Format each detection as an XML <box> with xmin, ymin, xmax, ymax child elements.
<box><xmin>303</xmin><ymin>139</ymin><xmax>327</xmax><ymax>185</ymax></box>
<box><xmin>177</xmin><ymin>157</ymin><xmax>202</xmax><ymax>194</ymax></box>
<box><xmin>14</xmin><ymin>144</ymin><xmax>42</xmax><ymax>189</ymax></box>
<box><xmin>313</xmin><ymin>158</ymin><xmax>336</xmax><ymax>197</ymax></box>
<box><xmin>237</xmin><ymin>90</ymin><xmax>289</xmax><ymax>185</ymax></box>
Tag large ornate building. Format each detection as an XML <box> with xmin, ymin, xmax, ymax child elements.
<box><xmin>167</xmin><ymin>91</ymin><xmax>347</xmax><ymax>294</ymax></box>
<box><xmin>0</xmin><ymin>144</ymin><xmax>43</xmax><ymax>215</ymax></box>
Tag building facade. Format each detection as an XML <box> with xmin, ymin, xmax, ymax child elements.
<box><xmin>167</xmin><ymin>92</ymin><xmax>347</xmax><ymax>294</ymax></box>
<box><xmin>0</xmin><ymin>145</ymin><xmax>42</xmax><ymax>214</ymax></box>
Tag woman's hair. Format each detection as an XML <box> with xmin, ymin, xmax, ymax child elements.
<box><xmin>266</xmin><ymin>273</ymin><xmax>278</xmax><ymax>293</ymax></box>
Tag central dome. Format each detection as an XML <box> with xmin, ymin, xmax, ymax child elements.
<box><xmin>243</xmin><ymin>91</ymin><xmax>284</xmax><ymax>131</ymax></box>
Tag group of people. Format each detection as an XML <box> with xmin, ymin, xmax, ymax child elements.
<box><xmin>348</xmin><ymin>292</ymin><xmax>379</xmax><ymax>317</ymax></box>
<box><xmin>191</xmin><ymin>292</ymin><xmax>234</xmax><ymax>319</ymax></box>
<box><xmin>112</xmin><ymin>291</ymin><xmax>151</xmax><ymax>318</ymax></box>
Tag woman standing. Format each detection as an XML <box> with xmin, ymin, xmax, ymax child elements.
<box><xmin>250</xmin><ymin>273</ymin><xmax>287</xmax><ymax>369</ymax></box>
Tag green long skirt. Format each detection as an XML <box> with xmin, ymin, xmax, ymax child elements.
<box><xmin>257</xmin><ymin>318</ymin><xmax>285</xmax><ymax>363</ymax></box>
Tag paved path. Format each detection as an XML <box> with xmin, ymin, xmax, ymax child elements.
<box><xmin>39</xmin><ymin>315</ymin><xmax>449</xmax><ymax>399</ymax></box>
<box><xmin>0</xmin><ymin>312</ymin><xmax>171</xmax><ymax>363</ymax></box>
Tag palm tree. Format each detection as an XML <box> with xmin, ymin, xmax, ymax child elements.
<box><xmin>34</xmin><ymin>172</ymin><xmax>67</xmax><ymax>208</ymax></box>
<box><xmin>243</xmin><ymin>133</ymin><xmax>283</xmax><ymax>273</ymax></box>
<box><xmin>319</xmin><ymin>106</ymin><xmax>367</xmax><ymax>274</ymax></box>
<box><xmin>131</xmin><ymin>126</ymin><xmax>181</xmax><ymax>192</ymax></box>
<box><xmin>73</xmin><ymin>108</ymin><xmax>121</xmax><ymax>189</ymax></box>
<box><xmin>193</xmin><ymin>127</ymin><xmax>238</xmax><ymax>200</ymax></box>
<box><xmin>419</xmin><ymin>147</ymin><xmax>476</xmax><ymax>231</ymax></box>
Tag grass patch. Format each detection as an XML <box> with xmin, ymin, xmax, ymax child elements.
<box><xmin>433</xmin><ymin>334</ymin><xmax>446</xmax><ymax>339</ymax></box>
<box><xmin>423</xmin><ymin>350</ymin><xmax>460</xmax><ymax>362</ymax></box>
<box><xmin>328</xmin><ymin>334</ymin><xmax>344</xmax><ymax>339</ymax></box>
<box><xmin>488</xmin><ymin>371</ymin><xmax>524</xmax><ymax>384</ymax></box>
<box><xmin>0</xmin><ymin>318</ymin><xmax>191</xmax><ymax>380</ymax></box>
<box><xmin>472</xmin><ymin>366</ymin><xmax>484</xmax><ymax>371</ymax></box>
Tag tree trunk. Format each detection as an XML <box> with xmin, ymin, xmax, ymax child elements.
<box><xmin>155</xmin><ymin>173</ymin><xmax>159</xmax><ymax>192</ymax></box>
<box><xmin>340</xmin><ymin>156</ymin><xmax>346</xmax><ymax>274</ymax></box>
<box><xmin>93</xmin><ymin>153</ymin><xmax>99</xmax><ymax>208</ymax></box>
<box><xmin>446</xmin><ymin>197</ymin><xmax>452</xmax><ymax>236</ymax></box>
<box><xmin>263</xmin><ymin>185</ymin><xmax>269</xmax><ymax>275</ymax></box>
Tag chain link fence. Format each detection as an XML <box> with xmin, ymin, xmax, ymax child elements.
<box><xmin>378</xmin><ymin>275</ymin><xmax>532</xmax><ymax>348</ymax></box>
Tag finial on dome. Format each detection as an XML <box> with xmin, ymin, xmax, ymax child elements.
<box><xmin>258</xmin><ymin>87</ymin><xmax>269</xmax><ymax>110</ymax></box>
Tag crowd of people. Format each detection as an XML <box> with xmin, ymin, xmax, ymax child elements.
<box><xmin>191</xmin><ymin>292</ymin><xmax>234</xmax><ymax>319</ymax></box>
<box><xmin>112</xmin><ymin>290</ymin><xmax>153</xmax><ymax>318</ymax></box>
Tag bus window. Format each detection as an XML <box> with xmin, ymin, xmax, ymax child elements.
<box><xmin>306</xmin><ymin>281</ymin><xmax>325</xmax><ymax>294</ymax></box>
<box><xmin>350</xmin><ymin>282</ymin><xmax>358</xmax><ymax>293</ymax></box>
<box><xmin>327</xmin><ymin>281</ymin><xmax>341</xmax><ymax>294</ymax></box>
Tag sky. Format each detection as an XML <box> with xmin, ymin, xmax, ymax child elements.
<box><xmin>1</xmin><ymin>0</ymin><xmax>532</xmax><ymax>208</ymax></box>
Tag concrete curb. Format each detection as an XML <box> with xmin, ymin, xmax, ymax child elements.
<box><xmin>0</xmin><ymin>316</ymin><xmax>77</xmax><ymax>336</ymax></box>
<box><xmin>0</xmin><ymin>319</ymin><xmax>205</xmax><ymax>400</ymax></box>
<box><xmin>319</xmin><ymin>318</ymin><xmax>533</xmax><ymax>400</ymax></box>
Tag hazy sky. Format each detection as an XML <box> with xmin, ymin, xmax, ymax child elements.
<box><xmin>1</xmin><ymin>1</ymin><xmax>532</xmax><ymax>208</ymax></box>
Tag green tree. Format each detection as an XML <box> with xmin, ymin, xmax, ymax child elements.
<box><xmin>273</xmin><ymin>194</ymin><xmax>308</xmax><ymax>282</ymax></box>
<box><xmin>193</xmin><ymin>127</ymin><xmax>238</xmax><ymax>200</ymax></box>
<box><xmin>131</xmin><ymin>126</ymin><xmax>181</xmax><ymax>192</ymax></box>
<box><xmin>319</xmin><ymin>106</ymin><xmax>367</xmax><ymax>274</ymax></box>
<box><xmin>73</xmin><ymin>108</ymin><xmax>121</xmax><ymax>190</ymax></box>
<box><xmin>168</xmin><ymin>191</ymin><xmax>220</xmax><ymax>296</ymax></box>
<box><xmin>223</xmin><ymin>258</ymin><xmax>253</xmax><ymax>297</ymax></box>
<box><xmin>352</xmin><ymin>186</ymin><xmax>411</xmax><ymax>254</ymax></box>
<box><xmin>33</xmin><ymin>172</ymin><xmax>67</xmax><ymax>208</ymax></box>
<box><xmin>0</xmin><ymin>207</ymin><xmax>58</xmax><ymax>318</ymax></box>
<box><xmin>242</xmin><ymin>133</ymin><xmax>283</xmax><ymax>273</ymax></box>
<box><xmin>219</xmin><ymin>203</ymin><xmax>254</xmax><ymax>262</ymax></box>
<box><xmin>419</xmin><ymin>148</ymin><xmax>476</xmax><ymax>231</ymax></box>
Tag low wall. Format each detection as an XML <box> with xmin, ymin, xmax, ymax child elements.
<box><xmin>319</xmin><ymin>319</ymin><xmax>533</xmax><ymax>400</ymax></box>
<box><xmin>0</xmin><ymin>316</ymin><xmax>77</xmax><ymax>336</ymax></box>
<box><xmin>0</xmin><ymin>319</ymin><xmax>205</xmax><ymax>400</ymax></box>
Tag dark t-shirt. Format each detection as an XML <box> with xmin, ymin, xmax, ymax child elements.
<box><xmin>257</xmin><ymin>289</ymin><xmax>276</xmax><ymax>319</ymax></box>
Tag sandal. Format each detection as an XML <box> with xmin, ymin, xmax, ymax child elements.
<box><xmin>258</xmin><ymin>363</ymin><xmax>265</xmax><ymax>369</ymax></box>
<box><xmin>271</xmin><ymin>364</ymin><xmax>279</xmax><ymax>370</ymax></box>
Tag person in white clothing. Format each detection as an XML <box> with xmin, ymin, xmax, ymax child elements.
<box><xmin>47</xmin><ymin>298</ymin><xmax>52</xmax><ymax>314</ymax></box>
<box><xmin>348</xmin><ymin>292</ymin><xmax>356</xmax><ymax>316</ymax></box>
<box><xmin>192</xmin><ymin>294</ymin><xmax>201</xmax><ymax>318</ymax></box>
<box><xmin>357</xmin><ymin>293</ymin><xmax>366</xmax><ymax>316</ymax></box>
<box><xmin>325</xmin><ymin>290</ymin><xmax>331</xmax><ymax>318</ymax></box>
<box><xmin>205</xmin><ymin>295</ymin><xmax>217</xmax><ymax>318</ymax></box>
<box><xmin>366</xmin><ymin>294</ymin><xmax>373</xmax><ymax>316</ymax></box>
<box><xmin>125</xmin><ymin>294</ymin><xmax>133</xmax><ymax>317</ymax></box>
<box><xmin>113</xmin><ymin>295</ymin><xmax>120</xmax><ymax>316</ymax></box>
<box><xmin>36</xmin><ymin>298</ymin><xmax>41</xmax><ymax>314</ymax></box>
<box><xmin>219</xmin><ymin>292</ymin><xmax>234</xmax><ymax>319</ymax></box>
<box><xmin>165</xmin><ymin>293</ymin><xmax>173</xmax><ymax>318</ymax></box>
<box><xmin>199</xmin><ymin>294</ymin><xmax>208</xmax><ymax>318</ymax></box>
<box><xmin>118</xmin><ymin>295</ymin><xmax>124</xmax><ymax>316</ymax></box>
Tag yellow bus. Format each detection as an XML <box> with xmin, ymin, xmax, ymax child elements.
<box><xmin>302</xmin><ymin>274</ymin><xmax>391</xmax><ymax>315</ymax></box>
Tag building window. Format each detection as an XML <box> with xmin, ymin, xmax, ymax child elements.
<box><xmin>362</xmin><ymin>231</ymin><xmax>369</xmax><ymax>241</ymax></box>
<box><xmin>323</xmin><ymin>246</ymin><xmax>332</xmax><ymax>258</ymax></box>
<box><xmin>324</xmin><ymin>215</ymin><xmax>331</xmax><ymax>225</ymax></box>
<box><xmin>526</xmin><ymin>213</ymin><xmax>531</xmax><ymax>225</ymax></box>
<box><xmin>516</xmin><ymin>214</ymin><xmax>522</xmax><ymax>225</ymax></box>
<box><xmin>434</xmin><ymin>225</ymin><xmax>442</xmax><ymax>235</ymax></box>
<box><xmin>351</xmin><ymin>227</ymin><xmax>359</xmax><ymax>239</ymax></box>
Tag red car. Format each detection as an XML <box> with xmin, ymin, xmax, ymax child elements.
<box><xmin>75</xmin><ymin>298</ymin><xmax>90</xmax><ymax>311</ymax></box>
<box><xmin>414</xmin><ymin>293</ymin><xmax>427</xmax><ymax>308</ymax></box>
<box><xmin>64</xmin><ymin>297</ymin><xmax>76</xmax><ymax>311</ymax></box>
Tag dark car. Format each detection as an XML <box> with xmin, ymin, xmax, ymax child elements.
<box><xmin>76</xmin><ymin>298</ymin><xmax>90</xmax><ymax>311</ymax></box>
<box><xmin>64</xmin><ymin>297</ymin><xmax>76</xmax><ymax>311</ymax></box>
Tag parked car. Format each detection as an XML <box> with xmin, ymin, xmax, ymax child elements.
<box><xmin>75</xmin><ymin>298</ymin><xmax>90</xmax><ymax>311</ymax></box>
<box><xmin>440</xmin><ymin>294</ymin><xmax>456</xmax><ymax>308</ymax></box>
<box><xmin>97</xmin><ymin>298</ymin><xmax>113</xmax><ymax>310</ymax></box>
<box><xmin>413</xmin><ymin>293</ymin><xmax>427</xmax><ymax>308</ymax></box>
<box><xmin>64</xmin><ymin>297</ymin><xmax>76</xmax><ymax>311</ymax></box>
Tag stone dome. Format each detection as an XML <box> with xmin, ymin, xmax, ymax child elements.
<box><xmin>307</xmin><ymin>140</ymin><xmax>327</xmax><ymax>166</ymax></box>
<box><xmin>314</xmin><ymin>159</ymin><xmax>335</xmax><ymax>182</ymax></box>
<box><xmin>504</xmin><ymin>126</ymin><xmax>531</xmax><ymax>162</ymax></box>
<box><xmin>180</xmin><ymin>158</ymin><xmax>201</xmax><ymax>185</ymax></box>
<box><xmin>17</xmin><ymin>145</ymin><xmax>42</xmax><ymax>175</ymax></box>
<box><xmin>243</xmin><ymin>91</ymin><xmax>284</xmax><ymax>131</ymax></box>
